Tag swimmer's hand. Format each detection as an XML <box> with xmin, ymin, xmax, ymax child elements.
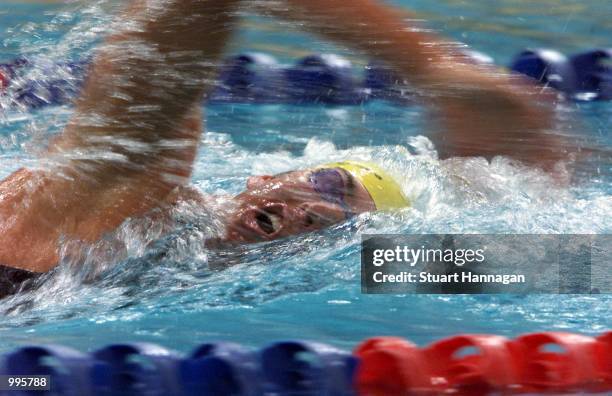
<box><xmin>429</xmin><ymin>66</ymin><xmax>569</xmax><ymax>172</ymax></box>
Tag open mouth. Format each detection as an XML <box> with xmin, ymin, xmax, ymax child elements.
<box><xmin>245</xmin><ymin>204</ymin><xmax>285</xmax><ymax>238</ymax></box>
<box><xmin>255</xmin><ymin>211</ymin><xmax>282</xmax><ymax>235</ymax></box>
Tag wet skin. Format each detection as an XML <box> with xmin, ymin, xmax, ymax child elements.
<box><xmin>221</xmin><ymin>169</ymin><xmax>376</xmax><ymax>244</ymax></box>
<box><xmin>0</xmin><ymin>0</ymin><xmax>568</xmax><ymax>273</ymax></box>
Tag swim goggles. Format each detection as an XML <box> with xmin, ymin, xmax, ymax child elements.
<box><xmin>309</xmin><ymin>167</ymin><xmax>355</xmax><ymax>219</ymax></box>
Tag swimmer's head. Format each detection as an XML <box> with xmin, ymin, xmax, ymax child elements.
<box><xmin>219</xmin><ymin>161</ymin><xmax>409</xmax><ymax>244</ymax></box>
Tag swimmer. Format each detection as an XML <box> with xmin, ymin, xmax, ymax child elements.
<box><xmin>214</xmin><ymin>160</ymin><xmax>407</xmax><ymax>245</ymax></box>
<box><xmin>0</xmin><ymin>0</ymin><xmax>570</xmax><ymax>295</ymax></box>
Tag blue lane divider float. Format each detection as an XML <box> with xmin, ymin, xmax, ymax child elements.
<box><xmin>0</xmin><ymin>331</ymin><xmax>611</xmax><ymax>395</ymax></box>
<box><xmin>260</xmin><ymin>341</ymin><xmax>356</xmax><ymax>395</ymax></box>
<box><xmin>0</xmin><ymin>58</ymin><xmax>89</xmax><ymax>109</ymax></box>
<box><xmin>92</xmin><ymin>343</ymin><xmax>183</xmax><ymax>396</ymax></box>
<box><xmin>283</xmin><ymin>54</ymin><xmax>360</xmax><ymax>105</ymax></box>
<box><xmin>1</xmin><ymin>345</ymin><xmax>95</xmax><ymax>395</ymax></box>
<box><xmin>212</xmin><ymin>53</ymin><xmax>284</xmax><ymax>104</ymax></box>
<box><xmin>509</xmin><ymin>48</ymin><xmax>612</xmax><ymax>100</ymax></box>
<box><xmin>509</xmin><ymin>49</ymin><xmax>578</xmax><ymax>93</ymax></box>
<box><xmin>181</xmin><ymin>342</ymin><xmax>260</xmax><ymax>396</ymax></box>
<box><xmin>0</xmin><ymin>340</ymin><xmax>357</xmax><ymax>396</ymax></box>
<box><xmin>0</xmin><ymin>48</ymin><xmax>610</xmax><ymax>110</ymax></box>
<box><xmin>571</xmin><ymin>49</ymin><xmax>612</xmax><ymax>100</ymax></box>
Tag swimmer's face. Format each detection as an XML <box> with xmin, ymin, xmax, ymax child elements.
<box><xmin>220</xmin><ymin>168</ymin><xmax>376</xmax><ymax>244</ymax></box>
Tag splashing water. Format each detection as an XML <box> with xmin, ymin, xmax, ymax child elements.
<box><xmin>0</xmin><ymin>0</ymin><xmax>610</xmax><ymax>353</ymax></box>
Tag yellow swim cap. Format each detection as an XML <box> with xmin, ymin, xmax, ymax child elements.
<box><xmin>318</xmin><ymin>160</ymin><xmax>409</xmax><ymax>210</ymax></box>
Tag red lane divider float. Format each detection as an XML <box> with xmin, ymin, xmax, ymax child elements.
<box><xmin>595</xmin><ymin>332</ymin><xmax>612</xmax><ymax>391</ymax></box>
<box><xmin>354</xmin><ymin>331</ymin><xmax>612</xmax><ymax>395</ymax></box>
<box><xmin>423</xmin><ymin>334</ymin><xmax>521</xmax><ymax>394</ymax></box>
<box><xmin>514</xmin><ymin>332</ymin><xmax>600</xmax><ymax>393</ymax></box>
<box><xmin>354</xmin><ymin>337</ymin><xmax>430</xmax><ymax>395</ymax></box>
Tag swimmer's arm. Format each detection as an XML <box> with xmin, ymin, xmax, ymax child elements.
<box><xmin>52</xmin><ymin>0</ymin><xmax>239</xmax><ymax>168</ymax></box>
<box><xmin>0</xmin><ymin>0</ymin><xmax>240</xmax><ymax>272</ymax></box>
<box><xmin>269</xmin><ymin>0</ymin><xmax>568</xmax><ymax>171</ymax></box>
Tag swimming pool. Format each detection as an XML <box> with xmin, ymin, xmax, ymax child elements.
<box><xmin>0</xmin><ymin>0</ymin><xmax>610</xmax><ymax>362</ymax></box>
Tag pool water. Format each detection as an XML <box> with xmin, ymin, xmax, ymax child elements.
<box><xmin>0</xmin><ymin>0</ymin><xmax>610</xmax><ymax>355</ymax></box>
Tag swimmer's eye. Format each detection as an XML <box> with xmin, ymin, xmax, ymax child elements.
<box><xmin>303</xmin><ymin>210</ymin><xmax>333</xmax><ymax>229</ymax></box>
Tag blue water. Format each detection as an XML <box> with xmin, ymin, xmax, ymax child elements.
<box><xmin>0</xmin><ymin>0</ymin><xmax>610</xmax><ymax>356</ymax></box>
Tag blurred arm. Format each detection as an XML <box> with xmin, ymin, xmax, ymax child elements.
<box><xmin>270</xmin><ymin>0</ymin><xmax>568</xmax><ymax>169</ymax></box>
<box><xmin>0</xmin><ymin>0</ymin><xmax>239</xmax><ymax>272</ymax></box>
